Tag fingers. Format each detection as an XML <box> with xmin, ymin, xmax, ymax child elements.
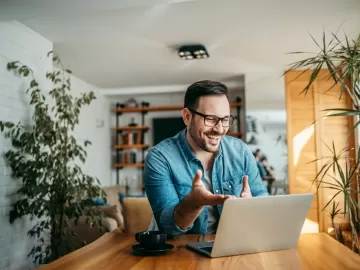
<box><xmin>202</xmin><ymin>193</ymin><xmax>238</xmax><ymax>205</ymax></box>
<box><xmin>191</xmin><ymin>170</ymin><xmax>251</xmax><ymax>205</ymax></box>
<box><xmin>225</xmin><ymin>195</ymin><xmax>237</xmax><ymax>200</ymax></box>
<box><xmin>202</xmin><ymin>193</ymin><xmax>229</xmax><ymax>205</ymax></box>
<box><xmin>241</xmin><ymin>175</ymin><xmax>250</xmax><ymax>192</ymax></box>
<box><xmin>240</xmin><ymin>192</ymin><xmax>252</xmax><ymax>198</ymax></box>
<box><xmin>240</xmin><ymin>175</ymin><xmax>252</xmax><ymax>198</ymax></box>
<box><xmin>192</xmin><ymin>170</ymin><xmax>203</xmax><ymax>188</ymax></box>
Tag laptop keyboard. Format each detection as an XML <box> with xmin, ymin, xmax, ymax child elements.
<box><xmin>200</xmin><ymin>246</ymin><xmax>213</xmax><ymax>253</ymax></box>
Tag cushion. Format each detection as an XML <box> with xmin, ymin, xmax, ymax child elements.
<box><xmin>94</xmin><ymin>197</ymin><xmax>110</xmax><ymax>206</ymax></box>
<box><xmin>102</xmin><ymin>216</ymin><xmax>118</xmax><ymax>232</ymax></box>
<box><xmin>122</xmin><ymin>197</ymin><xmax>153</xmax><ymax>233</ymax></box>
<box><xmin>102</xmin><ymin>185</ymin><xmax>126</xmax><ymax>229</ymax></box>
<box><xmin>93</xmin><ymin>205</ymin><xmax>123</xmax><ymax>229</ymax></box>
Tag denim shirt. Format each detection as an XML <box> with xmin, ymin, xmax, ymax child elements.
<box><xmin>144</xmin><ymin>129</ymin><xmax>269</xmax><ymax>236</ymax></box>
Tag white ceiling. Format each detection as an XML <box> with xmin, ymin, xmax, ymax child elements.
<box><xmin>1</xmin><ymin>0</ymin><xmax>360</xmax><ymax>101</ymax></box>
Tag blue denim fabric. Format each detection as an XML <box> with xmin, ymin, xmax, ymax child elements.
<box><xmin>144</xmin><ymin>128</ymin><xmax>269</xmax><ymax>236</ymax></box>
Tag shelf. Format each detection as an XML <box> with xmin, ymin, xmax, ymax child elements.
<box><xmin>114</xmin><ymin>144</ymin><xmax>149</xmax><ymax>150</ymax></box>
<box><xmin>227</xmin><ymin>132</ymin><xmax>242</xmax><ymax>138</ymax></box>
<box><xmin>115</xmin><ymin>102</ymin><xmax>241</xmax><ymax>113</ymax></box>
<box><xmin>115</xmin><ymin>105</ymin><xmax>182</xmax><ymax>113</ymax></box>
<box><xmin>230</xmin><ymin>103</ymin><xmax>242</xmax><ymax>109</ymax></box>
<box><xmin>114</xmin><ymin>163</ymin><xmax>144</xmax><ymax>168</ymax></box>
<box><xmin>115</xmin><ymin>126</ymin><xmax>149</xmax><ymax>131</ymax></box>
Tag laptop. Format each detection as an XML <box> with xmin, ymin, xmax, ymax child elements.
<box><xmin>185</xmin><ymin>193</ymin><xmax>314</xmax><ymax>258</ymax></box>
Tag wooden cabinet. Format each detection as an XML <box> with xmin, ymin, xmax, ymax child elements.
<box><xmin>285</xmin><ymin>70</ymin><xmax>355</xmax><ymax>233</ymax></box>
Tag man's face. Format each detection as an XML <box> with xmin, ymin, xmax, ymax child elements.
<box><xmin>187</xmin><ymin>95</ymin><xmax>230</xmax><ymax>153</ymax></box>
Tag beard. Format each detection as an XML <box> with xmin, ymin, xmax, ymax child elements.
<box><xmin>188</xmin><ymin>121</ymin><xmax>226</xmax><ymax>153</ymax></box>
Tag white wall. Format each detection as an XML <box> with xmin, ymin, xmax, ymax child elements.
<box><xmin>245</xmin><ymin>72</ymin><xmax>286</xmax><ymax>111</ymax></box>
<box><xmin>0</xmin><ymin>21</ymin><xmax>111</xmax><ymax>269</ymax></box>
<box><xmin>246</xmin><ymin>110</ymin><xmax>288</xmax><ymax>181</ymax></box>
<box><xmin>0</xmin><ymin>20</ymin><xmax>53</xmax><ymax>270</ymax></box>
<box><xmin>244</xmin><ymin>73</ymin><xmax>288</xmax><ymax>183</ymax></box>
<box><xmin>71</xmin><ymin>76</ymin><xmax>112</xmax><ymax>187</ymax></box>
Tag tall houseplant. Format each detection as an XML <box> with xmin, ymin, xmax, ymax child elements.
<box><xmin>285</xmin><ymin>31</ymin><xmax>360</xmax><ymax>252</ymax></box>
<box><xmin>0</xmin><ymin>52</ymin><xmax>107</xmax><ymax>264</ymax></box>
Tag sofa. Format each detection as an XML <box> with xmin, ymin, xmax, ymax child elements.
<box><xmin>71</xmin><ymin>185</ymin><xmax>154</xmax><ymax>246</ymax></box>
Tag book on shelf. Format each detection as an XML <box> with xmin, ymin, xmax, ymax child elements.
<box><xmin>117</xmin><ymin>131</ymin><xmax>143</xmax><ymax>145</ymax></box>
<box><xmin>117</xmin><ymin>151</ymin><xmax>137</xmax><ymax>164</ymax></box>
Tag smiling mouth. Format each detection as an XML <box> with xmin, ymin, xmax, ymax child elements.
<box><xmin>206</xmin><ymin>134</ymin><xmax>221</xmax><ymax>144</ymax></box>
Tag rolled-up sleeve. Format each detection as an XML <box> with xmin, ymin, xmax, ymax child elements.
<box><xmin>144</xmin><ymin>148</ymin><xmax>193</xmax><ymax>235</ymax></box>
<box><xmin>244</xmin><ymin>147</ymin><xmax>269</xmax><ymax>197</ymax></box>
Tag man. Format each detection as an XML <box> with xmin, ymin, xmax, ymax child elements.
<box><xmin>259</xmin><ymin>156</ymin><xmax>276</xmax><ymax>194</ymax></box>
<box><xmin>144</xmin><ymin>80</ymin><xmax>269</xmax><ymax>236</ymax></box>
<box><xmin>253</xmin><ymin>149</ymin><xmax>262</xmax><ymax>162</ymax></box>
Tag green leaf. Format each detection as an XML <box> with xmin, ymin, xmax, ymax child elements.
<box><xmin>348</xmin><ymin>119</ymin><xmax>360</xmax><ymax>138</ymax></box>
<box><xmin>324</xmin><ymin>58</ymin><xmax>337</xmax><ymax>83</ymax></box>
<box><xmin>30</xmin><ymin>80</ymin><xmax>38</xmax><ymax>88</ymax></box>
<box><xmin>65</xmin><ymin>69</ymin><xmax>72</xmax><ymax>74</ymax></box>
<box><xmin>309</xmin><ymin>32</ymin><xmax>322</xmax><ymax>51</ymax></box>
<box><xmin>323</xmin><ymin>108</ymin><xmax>360</xmax><ymax>112</ymax></box>
<box><xmin>84</xmin><ymin>140</ymin><xmax>91</xmax><ymax>147</ymax></box>
<box><xmin>323</xmin><ymin>109</ymin><xmax>360</xmax><ymax>117</ymax></box>
<box><xmin>312</xmin><ymin>161</ymin><xmax>332</xmax><ymax>189</ymax></box>
<box><xmin>339</xmin><ymin>74</ymin><xmax>348</xmax><ymax>101</ymax></box>
<box><xmin>300</xmin><ymin>63</ymin><xmax>322</xmax><ymax>96</ymax></box>
<box><xmin>322</xmin><ymin>190</ymin><xmax>342</xmax><ymax>211</ymax></box>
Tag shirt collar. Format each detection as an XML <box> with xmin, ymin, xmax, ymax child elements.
<box><xmin>179</xmin><ymin>128</ymin><xmax>223</xmax><ymax>162</ymax></box>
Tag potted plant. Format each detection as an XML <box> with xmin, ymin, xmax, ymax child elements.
<box><xmin>0</xmin><ymin>52</ymin><xmax>107</xmax><ymax>265</ymax></box>
<box><xmin>285</xmin><ymin>31</ymin><xmax>360</xmax><ymax>253</ymax></box>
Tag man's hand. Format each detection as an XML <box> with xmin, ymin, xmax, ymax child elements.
<box><xmin>240</xmin><ymin>175</ymin><xmax>252</xmax><ymax>198</ymax></box>
<box><xmin>189</xmin><ymin>170</ymin><xmax>232</xmax><ymax>207</ymax></box>
<box><xmin>174</xmin><ymin>170</ymin><xmax>232</xmax><ymax>230</ymax></box>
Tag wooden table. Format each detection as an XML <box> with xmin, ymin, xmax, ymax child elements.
<box><xmin>40</xmin><ymin>232</ymin><xmax>360</xmax><ymax>270</ymax></box>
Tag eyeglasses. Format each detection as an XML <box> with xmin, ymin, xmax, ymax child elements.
<box><xmin>187</xmin><ymin>108</ymin><xmax>234</xmax><ymax>127</ymax></box>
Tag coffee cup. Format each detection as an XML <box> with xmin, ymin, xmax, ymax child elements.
<box><xmin>135</xmin><ymin>231</ymin><xmax>167</xmax><ymax>249</ymax></box>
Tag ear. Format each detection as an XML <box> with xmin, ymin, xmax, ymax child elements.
<box><xmin>182</xmin><ymin>108</ymin><xmax>192</xmax><ymax>126</ymax></box>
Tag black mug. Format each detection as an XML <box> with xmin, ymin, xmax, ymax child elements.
<box><xmin>135</xmin><ymin>231</ymin><xmax>167</xmax><ymax>249</ymax></box>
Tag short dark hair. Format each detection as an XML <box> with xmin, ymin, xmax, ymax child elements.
<box><xmin>260</xmin><ymin>156</ymin><xmax>267</xmax><ymax>162</ymax></box>
<box><xmin>184</xmin><ymin>80</ymin><xmax>229</xmax><ymax>109</ymax></box>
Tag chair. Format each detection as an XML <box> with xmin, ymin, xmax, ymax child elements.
<box><xmin>121</xmin><ymin>197</ymin><xmax>153</xmax><ymax>233</ymax></box>
<box><xmin>271</xmin><ymin>179</ymin><xmax>288</xmax><ymax>195</ymax></box>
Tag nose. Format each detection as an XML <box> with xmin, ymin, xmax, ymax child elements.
<box><xmin>212</xmin><ymin>120</ymin><xmax>224</xmax><ymax>133</ymax></box>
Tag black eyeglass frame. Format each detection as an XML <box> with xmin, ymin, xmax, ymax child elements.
<box><xmin>187</xmin><ymin>108</ymin><xmax>234</xmax><ymax>127</ymax></box>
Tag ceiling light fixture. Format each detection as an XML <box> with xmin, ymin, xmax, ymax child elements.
<box><xmin>178</xmin><ymin>44</ymin><xmax>209</xmax><ymax>60</ymax></box>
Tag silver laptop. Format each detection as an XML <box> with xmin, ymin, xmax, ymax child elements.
<box><xmin>185</xmin><ymin>193</ymin><xmax>314</xmax><ymax>258</ymax></box>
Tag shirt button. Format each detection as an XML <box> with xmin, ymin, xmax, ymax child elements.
<box><xmin>229</xmin><ymin>185</ymin><xmax>232</xmax><ymax>188</ymax></box>
<box><xmin>215</xmin><ymin>190</ymin><xmax>219</xmax><ymax>193</ymax></box>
